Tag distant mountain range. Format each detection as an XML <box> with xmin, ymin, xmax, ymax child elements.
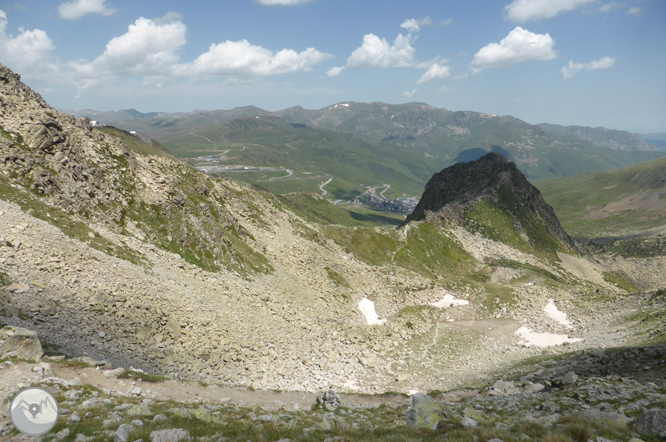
<box><xmin>64</xmin><ymin>103</ymin><xmax>665</xmax><ymax>197</ymax></box>
<box><xmin>59</xmin><ymin>108</ymin><xmax>201</xmax><ymax>123</ymax></box>
<box><xmin>636</xmin><ymin>132</ymin><xmax>666</xmax><ymax>152</ymax></box>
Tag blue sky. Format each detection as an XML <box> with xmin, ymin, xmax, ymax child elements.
<box><xmin>0</xmin><ymin>0</ymin><xmax>664</xmax><ymax>132</ymax></box>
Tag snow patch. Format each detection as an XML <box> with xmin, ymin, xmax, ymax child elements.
<box><xmin>543</xmin><ymin>299</ymin><xmax>572</xmax><ymax>327</ymax></box>
<box><xmin>358</xmin><ymin>298</ymin><xmax>386</xmax><ymax>325</ymax></box>
<box><xmin>515</xmin><ymin>326</ymin><xmax>582</xmax><ymax>348</ymax></box>
<box><xmin>431</xmin><ymin>294</ymin><xmax>469</xmax><ymax>308</ymax></box>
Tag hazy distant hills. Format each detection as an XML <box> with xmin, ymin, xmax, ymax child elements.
<box><xmin>73</xmin><ymin>102</ymin><xmax>664</xmax><ymax>193</ymax></box>
<box><xmin>536</xmin><ymin>123</ymin><xmax>657</xmax><ymax>152</ymax></box>
<box><xmin>59</xmin><ymin>108</ymin><xmax>201</xmax><ymax>123</ymax></box>
<box><xmin>637</xmin><ymin>132</ymin><xmax>666</xmax><ymax>152</ymax></box>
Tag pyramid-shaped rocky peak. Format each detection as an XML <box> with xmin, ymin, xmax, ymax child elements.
<box><xmin>401</xmin><ymin>152</ymin><xmax>576</xmax><ymax>250</ymax></box>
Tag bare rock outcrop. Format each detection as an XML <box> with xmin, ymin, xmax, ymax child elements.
<box><xmin>401</xmin><ymin>152</ymin><xmax>577</xmax><ymax>251</ymax></box>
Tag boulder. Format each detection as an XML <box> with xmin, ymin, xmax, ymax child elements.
<box><xmin>316</xmin><ymin>389</ymin><xmax>341</xmax><ymax>411</ymax></box>
<box><xmin>632</xmin><ymin>409</ymin><xmax>666</xmax><ymax>437</ymax></box>
<box><xmin>405</xmin><ymin>393</ymin><xmax>449</xmax><ymax>429</ymax></box>
<box><xmin>0</xmin><ymin>326</ymin><xmax>43</xmax><ymax>361</ymax></box>
<box><xmin>114</xmin><ymin>424</ymin><xmax>135</xmax><ymax>442</ymax></box>
<box><xmin>150</xmin><ymin>429</ymin><xmax>189</xmax><ymax>442</ymax></box>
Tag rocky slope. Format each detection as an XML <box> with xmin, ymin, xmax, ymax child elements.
<box><xmin>401</xmin><ymin>153</ymin><xmax>577</xmax><ymax>253</ymax></box>
<box><xmin>1</xmin><ymin>63</ymin><xmax>665</xmax><ymax>401</ymax></box>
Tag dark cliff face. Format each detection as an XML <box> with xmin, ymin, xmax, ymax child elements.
<box><xmin>401</xmin><ymin>152</ymin><xmax>576</xmax><ymax>251</ymax></box>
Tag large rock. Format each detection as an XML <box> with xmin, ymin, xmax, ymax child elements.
<box><xmin>150</xmin><ymin>429</ymin><xmax>189</xmax><ymax>442</ymax></box>
<box><xmin>0</xmin><ymin>326</ymin><xmax>43</xmax><ymax>361</ymax></box>
<box><xmin>399</xmin><ymin>152</ymin><xmax>577</xmax><ymax>251</ymax></box>
<box><xmin>114</xmin><ymin>424</ymin><xmax>135</xmax><ymax>442</ymax></box>
<box><xmin>632</xmin><ymin>409</ymin><xmax>666</xmax><ymax>437</ymax></box>
<box><xmin>405</xmin><ymin>393</ymin><xmax>449</xmax><ymax>429</ymax></box>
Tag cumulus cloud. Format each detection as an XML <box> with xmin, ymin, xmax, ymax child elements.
<box><xmin>400</xmin><ymin>16</ymin><xmax>432</xmax><ymax>33</ymax></box>
<box><xmin>255</xmin><ymin>0</ymin><xmax>312</xmax><ymax>4</ymax></box>
<box><xmin>58</xmin><ymin>0</ymin><xmax>117</xmax><ymax>20</ymax></box>
<box><xmin>327</xmin><ymin>32</ymin><xmax>415</xmax><ymax>76</ymax></box>
<box><xmin>0</xmin><ymin>10</ymin><xmax>56</xmax><ymax>73</ymax></box>
<box><xmin>416</xmin><ymin>63</ymin><xmax>451</xmax><ymax>84</ymax></box>
<box><xmin>173</xmin><ymin>40</ymin><xmax>332</xmax><ymax>77</ymax></box>
<box><xmin>470</xmin><ymin>26</ymin><xmax>557</xmax><ymax>74</ymax></box>
<box><xmin>561</xmin><ymin>56</ymin><xmax>615</xmax><ymax>79</ymax></box>
<box><xmin>627</xmin><ymin>6</ymin><xmax>641</xmax><ymax>17</ymax></box>
<box><xmin>326</xmin><ymin>66</ymin><xmax>344</xmax><ymax>77</ymax></box>
<box><xmin>442</xmin><ymin>18</ymin><xmax>453</xmax><ymax>26</ymax></box>
<box><xmin>597</xmin><ymin>2</ymin><xmax>623</xmax><ymax>14</ymax></box>
<box><xmin>402</xmin><ymin>87</ymin><xmax>420</xmax><ymax>98</ymax></box>
<box><xmin>71</xmin><ymin>12</ymin><xmax>187</xmax><ymax>78</ymax></box>
<box><xmin>504</xmin><ymin>0</ymin><xmax>595</xmax><ymax>22</ymax></box>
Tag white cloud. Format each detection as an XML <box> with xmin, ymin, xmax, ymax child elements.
<box><xmin>400</xmin><ymin>16</ymin><xmax>432</xmax><ymax>33</ymax></box>
<box><xmin>402</xmin><ymin>87</ymin><xmax>420</xmax><ymax>98</ymax></box>
<box><xmin>0</xmin><ymin>10</ymin><xmax>56</xmax><ymax>72</ymax></box>
<box><xmin>58</xmin><ymin>0</ymin><xmax>117</xmax><ymax>20</ymax></box>
<box><xmin>442</xmin><ymin>18</ymin><xmax>453</xmax><ymax>26</ymax></box>
<box><xmin>173</xmin><ymin>40</ymin><xmax>332</xmax><ymax>77</ymax></box>
<box><xmin>597</xmin><ymin>2</ymin><xmax>623</xmax><ymax>14</ymax></box>
<box><xmin>328</xmin><ymin>32</ymin><xmax>415</xmax><ymax>75</ymax></box>
<box><xmin>255</xmin><ymin>0</ymin><xmax>312</xmax><ymax>4</ymax></box>
<box><xmin>326</xmin><ymin>66</ymin><xmax>344</xmax><ymax>77</ymax></box>
<box><xmin>470</xmin><ymin>26</ymin><xmax>557</xmax><ymax>74</ymax></box>
<box><xmin>627</xmin><ymin>6</ymin><xmax>641</xmax><ymax>17</ymax></box>
<box><xmin>72</xmin><ymin>12</ymin><xmax>186</xmax><ymax>78</ymax></box>
<box><xmin>416</xmin><ymin>63</ymin><xmax>451</xmax><ymax>84</ymax></box>
<box><xmin>437</xmin><ymin>86</ymin><xmax>457</xmax><ymax>93</ymax></box>
<box><xmin>504</xmin><ymin>0</ymin><xmax>595</xmax><ymax>22</ymax></box>
<box><xmin>561</xmin><ymin>56</ymin><xmax>615</xmax><ymax>79</ymax></box>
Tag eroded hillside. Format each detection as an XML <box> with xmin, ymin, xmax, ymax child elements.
<box><xmin>1</xmin><ymin>64</ymin><xmax>665</xmax><ymax>397</ymax></box>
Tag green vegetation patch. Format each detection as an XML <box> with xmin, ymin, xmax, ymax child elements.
<box><xmin>603</xmin><ymin>271</ymin><xmax>638</xmax><ymax>294</ymax></box>
<box><xmin>325</xmin><ymin>266</ymin><xmax>350</xmax><ymax>288</ymax></box>
<box><xmin>117</xmin><ymin>369</ymin><xmax>166</xmax><ymax>383</ymax></box>
<box><xmin>466</xmin><ymin>198</ymin><xmax>563</xmax><ymax>261</ymax></box>
<box><xmin>278</xmin><ymin>193</ymin><xmax>404</xmax><ymax>227</ymax></box>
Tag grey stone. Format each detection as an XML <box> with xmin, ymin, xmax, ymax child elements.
<box><xmin>104</xmin><ymin>418</ymin><xmax>122</xmax><ymax>429</ymax></box>
<box><xmin>131</xmin><ymin>420</ymin><xmax>144</xmax><ymax>427</ymax></box>
<box><xmin>0</xmin><ymin>326</ymin><xmax>43</xmax><ymax>361</ymax></box>
<box><xmin>68</xmin><ymin>411</ymin><xmax>81</xmax><ymax>423</ymax></box>
<box><xmin>575</xmin><ymin>410</ymin><xmax>631</xmax><ymax>425</ymax></box>
<box><xmin>632</xmin><ymin>409</ymin><xmax>666</xmax><ymax>437</ymax></box>
<box><xmin>460</xmin><ymin>417</ymin><xmax>478</xmax><ymax>429</ymax></box>
<box><xmin>406</xmin><ymin>393</ymin><xmax>448</xmax><ymax>428</ymax></box>
<box><xmin>153</xmin><ymin>414</ymin><xmax>168</xmax><ymax>422</ymax></box>
<box><xmin>560</xmin><ymin>371</ymin><xmax>578</xmax><ymax>385</ymax></box>
<box><xmin>127</xmin><ymin>405</ymin><xmax>152</xmax><ymax>417</ymax></box>
<box><xmin>488</xmin><ymin>439</ymin><xmax>505</xmax><ymax>442</ymax></box>
<box><xmin>115</xmin><ymin>424</ymin><xmax>136</xmax><ymax>442</ymax></box>
<box><xmin>81</xmin><ymin>397</ymin><xmax>106</xmax><ymax>408</ymax></box>
<box><xmin>150</xmin><ymin>429</ymin><xmax>189</xmax><ymax>442</ymax></box>
<box><xmin>55</xmin><ymin>428</ymin><xmax>70</xmax><ymax>441</ymax></box>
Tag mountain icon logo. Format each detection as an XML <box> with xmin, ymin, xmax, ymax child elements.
<box><xmin>9</xmin><ymin>387</ymin><xmax>60</xmax><ymax>436</ymax></box>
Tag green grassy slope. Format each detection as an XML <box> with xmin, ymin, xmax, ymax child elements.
<box><xmin>534</xmin><ymin>156</ymin><xmax>666</xmax><ymax>237</ymax></box>
<box><xmin>121</xmin><ymin>116</ymin><xmax>440</xmax><ymax>200</ymax></box>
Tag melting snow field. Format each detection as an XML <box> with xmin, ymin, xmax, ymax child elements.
<box><xmin>358</xmin><ymin>298</ymin><xmax>386</xmax><ymax>325</ymax></box>
<box><xmin>515</xmin><ymin>325</ymin><xmax>583</xmax><ymax>348</ymax></box>
<box><xmin>431</xmin><ymin>294</ymin><xmax>469</xmax><ymax>308</ymax></box>
<box><xmin>544</xmin><ymin>299</ymin><xmax>572</xmax><ymax>327</ymax></box>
